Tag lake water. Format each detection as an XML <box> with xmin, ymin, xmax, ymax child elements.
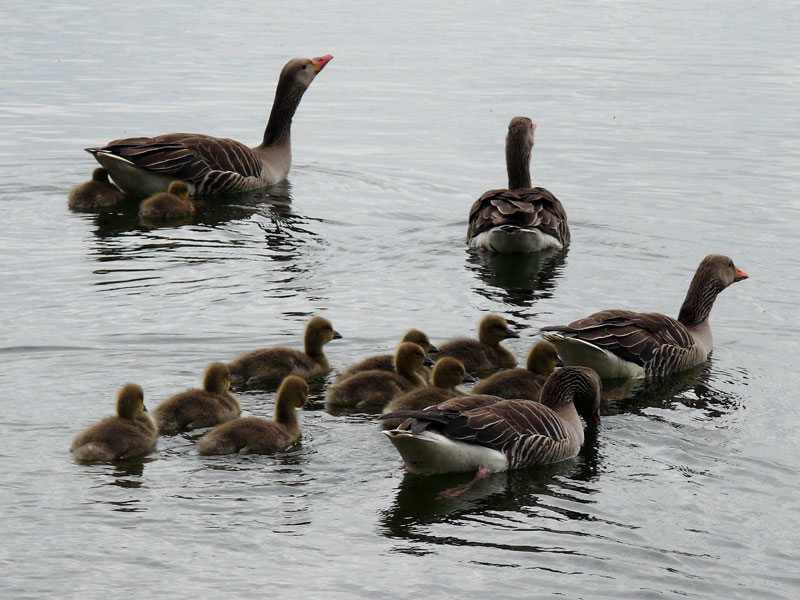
<box><xmin>2</xmin><ymin>1</ymin><xmax>799</xmax><ymax>597</ymax></box>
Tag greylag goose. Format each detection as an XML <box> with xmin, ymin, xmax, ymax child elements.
<box><xmin>471</xmin><ymin>340</ymin><xmax>560</xmax><ymax>400</ymax></box>
<box><xmin>381</xmin><ymin>357</ymin><xmax>475</xmax><ymax>428</ymax></box>
<box><xmin>467</xmin><ymin>116</ymin><xmax>569</xmax><ymax>253</ymax></box>
<box><xmin>227</xmin><ymin>316</ymin><xmax>342</xmax><ymax>386</ymax></box>
<box><xmin>71</xmin><ymin>383</ymin><xmax>157</xmax><ymax>462</ymax></box>
<box><xmin>326</xmin><ymin>342</ymin><xmax>433</xmax><ymax>411</ymax></box>
<box><xmin>85</xmin><ymin>54</ymin><xmax>333</xmax><ymax>197</ymax></box>
<box><xmin>381</xmin><ymin>366</ymin><xmax>601</xmax><ymax>496</ymax></box>
<box><xmin>68</xmin><ymin>168</ymin><xmax>124</xmax><ymax>211</ymax></box>
<box><xmin>138</xmin><ymin>181</ymin><xmax>195</xmax><ymax>219</ymax></box>
<box><xmin>334</xmin><ymin>329</ymin><xmax>437</xmax><ymax>383</ymax></box>
<box><xmin>540</xmin><ymin>254</ymin><xmax>748</xmax><ymax>379</ymax></box>
<box><xmin>152</xmin><ymin>363</ymin><xmax>240</xmax><ymax>433</ymax></box>
<box><xmin>429</xmin><ymin>314</ymin><xmax>519</xmax><ymax>373</ymax></box>
<box><xmin>197</xmin><ymin>375</ymin><xmax>308</xmax><ymax>455</ymax></box>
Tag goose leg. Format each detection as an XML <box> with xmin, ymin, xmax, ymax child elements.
<box><xmin>436</xmin><ymin>467</ymin><xmax>491</xmax><ymax>499</ymax></box>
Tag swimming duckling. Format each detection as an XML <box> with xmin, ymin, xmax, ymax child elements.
<box><xmin>429</xmin><ymin>314</ymin><xmax>519</xmax><ymax>373</ymax></box>
<box><xmin>70</xmin><ymin>383</ymin><xmax>157</xmax><ymax>462</ymax></box>
<box><xmin>471</xmin><ymin>341</ymin><xmax>560</xmax><ymax>400</ymax></box>
<box><xmin>138</xmin><ymin>181</ymin><xmax>195</xmax><ymax>219</ymax></box>
<box><xmin>335</xmin><ymin>329</ymin><xmax>437</xmax><ymax>383</ymax></box>
<box><xmin>68</xmin><ymin>168</ymin><xmax>124</xmax><ymax>211</ymax></box>
<box><xmin>326</xmin><ymin>342</ymin><xmax>432</xmax><ymax>411</ymax></box>
<box><xmin>381</xmin><ymin>357</ymin><xmax>475</xmax><ymax>428</ymax></box>
<box><xmin>152</xmin><ymin>362</ymin><xmax>241</xmax><ymax>434</ymax></box>
<box><xmin>197</xmin><ymin>375</ymin><xmax>309</xmax><ymax>455</ymax></box>
<box><xmin>227</xmin><ymin>316</ymin><xmax>342</xmax><ymax>386</ymax></box>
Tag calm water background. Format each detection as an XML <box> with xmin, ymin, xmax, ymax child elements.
<box><xmin>1</xmin><ymin>1</ymin><xmax>799</xmax><ymax>598</ymax></box>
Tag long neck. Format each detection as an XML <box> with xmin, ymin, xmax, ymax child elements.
<box><xmin>274</xmin><ymin>399</ymin><xmax>300</xmax><ymax>434</ymax></box>
<box><xmin>506</xmin><ymin>137</ymin><xmax>532</xmax><ymax>189</ymax></box>
<box><xmin>677</xmin><ymin>272</ymin><xmax>724</xmax><ymax>327</ymax></box>
<box><xmin>540</xmin><ymin>370</ymin><xmax>589</xmax><ymax>411</ymax></box>
<box><xmin>262</xmin><ymin>82</ymin><xmax>305</xmax><ymax>146</ymax></box>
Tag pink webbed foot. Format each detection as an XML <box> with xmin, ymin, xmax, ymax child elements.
<box><xmin>436</xmin><ymin>467</ymin><xmax>491</xmax><ymax>499</ymax></box>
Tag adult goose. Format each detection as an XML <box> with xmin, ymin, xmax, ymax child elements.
<box><xmin>227</xmin><ymin>316</ymin><xmax>342</xmax><ymax>387</ymax></box>
<box><xmin>429</xmin><ymin>314</ymin><xmax>519</xmax><ymax>373</ymax></box>
<box><xmin>71</xmin><ymin>384</ymin><xmax>158</xmax><ymax>462</ymax></box>
<box><xmin>381</xmin><ymin>366</ymin><xmax>601</xmax><ymax>496</ymax></box>
<box><xmin>471</xmin><ymin>340</ymin><xmax>560</xmax><ymax>400</ymax></box>
<box><xmin>85</xmin><ymin>54</ymin><xmax>333</xmax><ymax>197</ymax></box>
<box><xmin>467</xmin><ymin>117</ymin><xmax>569</xmax><ymax>253</ymax></box>
<box><xmin>540</xmin><ymin>254</ymin><xmax>748</xmax><ymax>379</ymax></box>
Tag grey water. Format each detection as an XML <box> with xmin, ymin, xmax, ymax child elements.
<box><xmin>1</xmin><ymin>1</ymin><xmax>799</xmax><ymax>598</ymax></box>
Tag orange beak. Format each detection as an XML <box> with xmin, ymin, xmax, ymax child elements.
<box><xmin>311</xmin><ymin>54</ymin><xmax>333</xmax><ymax>73</ymax></box>
<box><xmin>734</xmin><ymin>267</ymin><xmax>748</xmax><ymax>282</ymax></box>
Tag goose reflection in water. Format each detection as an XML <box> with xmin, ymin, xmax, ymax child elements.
<box><xmin>466</xmin><ymin>247</ymin><xmax>567</xmax><ymax>308</ymax></box>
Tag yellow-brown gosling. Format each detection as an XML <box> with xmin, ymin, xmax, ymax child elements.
<box><xmin>326</xmin><ymin>342</ymin><xmax>432</xmax><ymax>411</ymax></box>
<box><xmin>381</xmin><ymin>357</ymin><xmax>475</xmax><ymax>428</ymax></box>
<box><xmin>70</xmin><ymin>383</ymin><xmax>157</xmax><ymax>462</ymax></box>
<box><xmin>197</xmin><ymin>375</ymin><xmax>309</xmax><ymax>455</ymax></box>
<box><xmin>68</xmin><ymin>168</ymin><xmax>124</xmax><ymax>211</ymax></box>
<box><xmin>334</xmin><ymin>328</ymin><xmax>437</xmax><ymax>383</ymax></box>
<box><xmin>227</xmin><ymin>316</ymin><xmax>342</xmax><ymax>386</ymax></box>
<box><xmin>152</xmin><ymin>363</ymin><xmax>240</xmax><ymax>434</ymax></box>
<box><xmin>429</xmin><ymin>314</ymin><xmax>519</xmax><ymax>373</ymax></box>
<box><xmin>138</xmin><ymin>180</ymin><xmax>195</xmax><ymax>219</ymax></box>
<box><xmin>471</xmin><ymin>341</ymin><xmax>560</xmax><ymax>400</ymax></box>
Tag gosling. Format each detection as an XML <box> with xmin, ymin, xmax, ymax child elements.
<box><xmin>68</xmin><ymin>168</ymin><xmax>124</xmax><ymax>211</ymax></box>
<box><xmin>471</xmin><ymin>340</ymin><xmax>560</xmax><ymax>400</ymax></box>
<box><xmin>139</xmin><ymin>181</ymin><xmax>195</xmax><ymax>219</ymax></box>
<box><xmin>429</xmin><ymin>314</ymin><xmax>519</xmax><ymax>373</ymax></box>
<box><xmin>335</xmin><ymin>329</ymin><xmax>437</xmax><ymax>383</ymax></box>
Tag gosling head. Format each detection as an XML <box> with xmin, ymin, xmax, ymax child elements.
<box><xmin>116</xmin><ymin>383</ymin><xmax>146</xmax><ymax>420</ymax></box>
<box><xmin>278</xmin><ymin>375</ymin><xmax>310</xmax><ymax>409</ymax></box>
<box><xmin>91</xmin><ymin>168</ymin><xmax>110</xmax><ymax>183</ymax></box>
<box><xmin>167</xmin><ymin>180</ymin><xmax>189</xmax><ymax>200</ymax></box>
<box><xmin>402</xmin><ymin>329</ymin><xmax>437</xmax><ymax>354</ymax></box>
<box><xmin>478</xmin><ymin>314</ymin><xmax>519</xmax><ymax>345</ymax></box>
<box><xmin>202</xmin><ymin>362</ymin><xmax>231</xmax><ymax>394</ymax></box>
<box><xmin>395</xmin><ymin>342</ymin><xmax>428</xmax><ymax>375</ymax></box>
<box><xmin>526</xmin><ymin>341</ymin><xmax>560</xmax><ymax>376</ymax></box>
<box><xmin>431</xmin><ymin>357</ymin><xmax>475</xmax><ymax>389</ymax></box>
<box><xmin>306</xmin><ymin>316</ymin><xmax>342</xmax><ymax>347</ymax></box>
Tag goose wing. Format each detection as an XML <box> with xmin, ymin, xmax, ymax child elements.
<box><xmin>87</xmin><ymin>133</ymin><xmax>263</xmax><ymax>183</ymax></box>
<box><xmin>467</xmin><ymin>187</ymin><xmax>570</xmax><ymax>245</ymax></box>
<box><xmin>541</xmin><ymin>310</ymin><xmax>695</xmax><ymax>370</ymax></box>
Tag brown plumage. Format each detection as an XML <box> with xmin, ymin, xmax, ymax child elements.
<box><xmin>85</xmin><ymin>55</ymin><xmax>333</xmax><ymax>197</ymax></box>
<box><xmin>430</xmin><ymin>314</ymin><xmax>519</xmax><ymax>373</ymax></box>
<box><xmin>227</xmin><ymin>316</ymin><xmax>342</xmax><ymax>386</ymax></box>
<box><xmin>138</xmin><ymin>180</ymin><xmax>195</xmax><ymax>219</ymax></box>
<box><xmin>68</xmin><ymin>168</ymin><xmax>124</xmax><ymax>211</ymax></box>
<box><xmin>471</xmin><ymin>341</ymin><xmax>559</xmax><ymax>400</ymax></box>
<box><xmin>334</xmin><ymin>329</ymin><xmax>437</xmax><ymax>383</ymax></box>
<box><xmin>381</xmin><ymin>357</ymin><xmax>475</xmax><ymax>428</ymax></box>
<box><xmin>71</xmin><ymin>383</ymin><xmax>157</xmax><ymax>462</ymax></box>
<box><xmin>541</xmin><ymin>254</ymin><xmax>749</xmax><ymax>378</ymax></box>
<box><xmin>152</xmin><ymin>363</ymin><xmax>240</xmax><ymax>433</ymax></box>
<box><xmin>326</xmin><ymin>342</ymin><xmax>430</xmax><ymax>411</ymax></box>
<box><xmin>467</xmin><ymin>117</ymin><xmax>569</xmax><ymax>252</ymax></box>
<box><xmin>197</xmin><ymin>376</ymin><xmax>308</xmax><ymax>455</ymax></box>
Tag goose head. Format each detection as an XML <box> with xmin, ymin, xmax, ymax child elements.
<box><xmin>395</xmin><ymin>342</ymin><xmax>429</xmax><ymax>376</ymax></box>
<box><xmin>279</xmin><ymin>55</ymin><xmax>333</xmax><ymax>94</ymax></box>
<box><xmin>526</xmin><ymin>341</ymin><xmax>560</xmax><ymax>376</ymax></box>
<box><xmin>305</xmin><ymin>316</ymin><xmax>342</xmax><ymax>349</ymax></box>
<box><xmin>277</xmin><ymin>375</ymin><xmax>310</xmax><ymax>409</ymax></box>
<box><xmin>401</xmin><ymin>329</ymin><xmax>437</xmax><ymax>353</ymax></box>
<box><xmin>167</xmin><ymin>180</ymin><xmax>189</xmax><ymax>200</ymax></box>
<box><xmin>116</xmin><ymin>383</ymin><xmax>147</xmax><ymax>420</ymax></box>
<box><xmin>478</xmin><ymin>314</ymin><xmax>519</xmax><ymax>346</ymax></box>
<box><xmin>203</xmin><ymin>362</ymin><xmax>231</xmax><ymax>394</ymax></box>
<box><xmin>431</xmin><ymin>357</ymin><xmax>475</xmax><ymax>389</ymax></box>
<box><xmin>678</xmin><ymin>254</ymin><xmax>748</xmax><ymax>326</ymax></box>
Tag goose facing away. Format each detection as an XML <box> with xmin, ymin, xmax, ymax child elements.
<box><xmin>334</xmin><ymin>329</ymin><xmax>437</xmax><ymax>383</ymax></box>
<box><xmin>197</xmin><ymin>375</ymin><xmax>309</xmax><ymax>455</ymax></box>
<box><xmin>227</xmin><ymin>317</ymin><xmax>342</xmax><ymax>387</ymax></box>
<box><xmin>381</xmin><ymin>366</ymin><xmax>601</xmax><ymax>480</ymax></box>
<box><xmin>471</xmin><ymin>340</ymin><xmax>560</xmax><ymax>400</ymax></box>
<box><xmin>540</xmin><ymin>254</ymin><xmax>749</xmax><ymax>379</ymax></box>
<box><xmin>85</xmin><ymin>55</ymin><xmax>333</xmax><ymax>197</ymax></box>
<box><xmin>71</xmin><ymin>383</ymin><xmax>158</xmax><ymax>462</ymax></box>
<box><xmin>429</xmin><ymin>314</ymin><xmax>519</xmax><ymax>373</ymax></box>
<box><xmin>381</xmin><ymin>357</ymin><xmax>475</xmax><ymax>428</ymax></box>
<box><xmin>326</xmin><ymin>342</ymin><xmax>433</xmax><ymax>411</ymax></box>
<box><xmin>68</xmin><ymin>168</ymin><xmax>124</xmax><ymax>211</ymax></box>
<box><xmin>152</xmin><ymin>362</ymin><xmax>241</xmax><ymax>433</ymax></box>
<box><xmin>139</xmin><ymin>180</ymin><xmax>195</xmax><ymax>219</ymax></box>
<box><xmin>468</xmin><ymin>117</ymin><xmax>569</xmax><ymax>253</ymax></box>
